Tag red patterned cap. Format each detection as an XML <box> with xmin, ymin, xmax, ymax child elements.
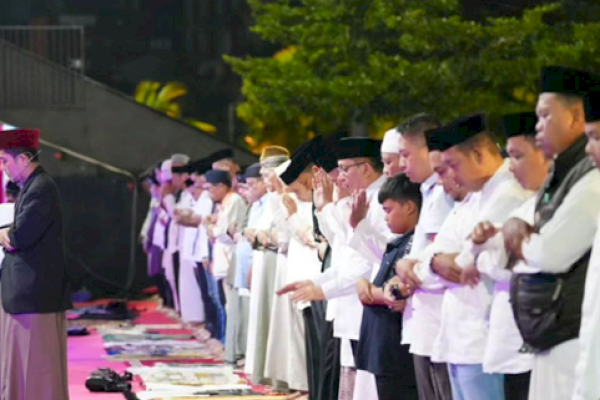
<box><xmin>0</xmin><ymin>128</ymin><xmax>41</xmax><ymax>150</ymax></box>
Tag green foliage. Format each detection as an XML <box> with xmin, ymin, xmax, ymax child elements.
<box><xmin>225</xmin><ymin>0</ymin><xmax>600</xmax><ymax>147</ymax></box>
<box><xmin>134</xmin><ymin>81</ymin><xmax>217</xmax><ymax>134</ymax></box>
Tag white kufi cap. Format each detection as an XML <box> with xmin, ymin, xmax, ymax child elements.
<box><xmin>160</xmin><ymin>160</ymin><xmax>173</xmax><ymax>183</ymax></box>
<box><xmin>381</xmin><ymin>128</ymin><xmax>400</xmax><ymax>154</ymax></box>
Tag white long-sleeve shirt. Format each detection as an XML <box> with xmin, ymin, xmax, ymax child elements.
<box><xmin>286</xmin><ymin>200</ymin><xmax>322</xmax><ymax>310</ymax></box>
<box><xmin>455</xmin><ymin>197</ymin><xmax>536</xmax><ymax>374</ymax></box>
<box><xmin>574</xmin><ymin>217</ymin><xmax>600</xmax><ymax>400</ymax></box>
<box><xmin>349</xmin><ymin>176</ymin><xmax>396</xmax><ymax>264</ymax></box>
<box><xmin>313</xmin><ymin>198</ymin><xmax>373</xmax><ymax>342</ymax></box>
<box><xmin>192</xmin><ymin>191</ymin><xmax>214</xmax><ymax>263</ymax></box>
<box><xmin>521</xmin><ymin>169</ymin><xmax>600</xmax><ymax>274</ymax></box>
<box><xmin>313</xmin><ymin>198</ymin><xmax>352</xmax><ymax>323</ymax></box>
<box><xmin>311</xmin><ymin>176</ymin><xmax>386</xmax><ymax>344</ymax></box>
<box><xmin>403</xmin><ymin>173</ymin><xmax>454</xmax><ymax>355</ymax></box>
<box><xmin>417</xmin><ymin>160</ymin><xmax>531</xmax><ymax>364</ymax></box>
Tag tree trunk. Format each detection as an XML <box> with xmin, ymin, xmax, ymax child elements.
<box><xmin>349</xmin><ymin>109</ymin><xmax>368</xmax><ymax>137</ymax></box>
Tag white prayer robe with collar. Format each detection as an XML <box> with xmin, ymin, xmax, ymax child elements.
<box><xmin>455</xmin><ymin>196</ymin><xmax>536</xmax><ymax>374</ymax></box>
<box><xmin>191</xmin><ymin>190</ymin><xmax>214</xmax><ymax>264</ymax></box>
<box><xmin>244</xmin><ymin>192</ymin><xmax>276</xmax><ymax>377</ymax></box>
<box><xmin>287</xmin><ymin>200</ymin><xmax>322</xmax><ymax>309</ymax></box>
<box><xmin>312</xmin><ymin>178</ymin><xmax>382</xmax><ymax>367</ymax></box>
<box><xmin>314</xmin><ymin>196</ymin><xmax>352</xmax><ymax>323</ymax></box>
<box><xmin>574</xmin><ymin>213</ymin><xmax>600</xmax><ymax>400</ymax></box>
<box><xmin>178</xmin><ymin>192</ymin><xmax>206</xmax><ymax>323</ymax></box>
<box><xmin>403</xmin><ymin>173</ymin><xmax>454</xmax><ymax>355</ymax></box>
<box><xmin>264</xmin><ymin>196</ymin><xmax>321</xmax><ymax>391</ymax></box>
<box><xmin>415</xmin><ymin>160</ymin><xmax>530</xmax><ymax>365</ymax></box>
<box><xmin>151</xmin><ymin>203</ymin><xmax>168</xmax><ymax>251</ymax></box>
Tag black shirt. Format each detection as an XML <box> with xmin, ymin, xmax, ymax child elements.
<box><xmin>355</xmin><ymin>231</ymin><xmax>417</xmax><ymax>382</ymax></box>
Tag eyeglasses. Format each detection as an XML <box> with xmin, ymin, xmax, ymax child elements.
<box><xmin>338</xmin><ymin>161</ymin><xmax>367</xmax><ymax>174</ymax></box>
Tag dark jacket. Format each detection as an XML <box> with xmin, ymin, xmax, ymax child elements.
<box><xmin>356</xmin><ymin>232</ymin><xmax>416</xmax><ymax>382</ymax></box>
<box><xmin>1</xmin><ymin>167</ymin><xmax>72</xmax><ymax>314</ymax></box>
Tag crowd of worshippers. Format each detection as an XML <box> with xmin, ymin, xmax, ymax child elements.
<box><xmin>139</xmin><ymin>65</ymin><xmax>600</xmax><ymax>400</ymax></box>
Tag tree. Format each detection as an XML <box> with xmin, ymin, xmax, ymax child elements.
<box><xmin>134</xmin><ymin>81</ymin><xmax>217</xmax><ymax>134</ymax></box>
<box><xmin>225</xmin><ymin>0</ymin><xmax>600</xmax><ymax>146</ymax></box>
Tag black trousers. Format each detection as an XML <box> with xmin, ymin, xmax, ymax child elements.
<box><xmin>504</xmin><ymin>371</ymin><xmax>531</xmax><ymax>400</ymax></box>
<box><xmin>152</xmin><ymin>272</ymin><xmax>168</xmax><ymax>306</ymax></box>
<box><xmin>303</xmin><ymin>306</ymin><xmax>323</xmax><ymax>399</ymax></box>
<box><xmin>311</xmin><ymin>300</ymin><xmax>327</xmax><ymax>345</ymax></box>
<box><xmin>413</xmin><ymin>355</ymin><xmax>453</xmax><ymax>400</ymax></box>
<box><xmin>375</xmin><ymin>375</ymin><xmax>419</xmax><ymax>400</ymax></box>
<box><xmin>172</xmin><ymin>252</ymin><xmax>181</xmax><ymax>302</ymax></box>
<box><xmin>158</xmin><ymin>269</ymin><xmax>175</xmax><ymax>309</ymax></box>
<box><xmin>317</xmin><ymin>322</ymin><xmax>340</xmax><ymax>400</ymax></box>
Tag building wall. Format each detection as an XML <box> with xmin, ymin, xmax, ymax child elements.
<box><xmin>0</xmin><ymin>39</ymin><xmax>257</xmax><ymax>297</ymax></box>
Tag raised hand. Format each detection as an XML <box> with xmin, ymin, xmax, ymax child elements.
<box><xmin>282</xmin><ymin>194</ymin><xmax>298</xmax><ymax>216</ymax></box>
<box><xmin>350</xmin><ymin>189</ymin><xmax>368</xmax><ymax>229</ymax></box>
<box><xmin>313</xmin><ymin>170</ymin><xmax>326</xmax><ymax>211</ymax></box>
<box><xmin>273</xmin><ymin>174</ymin><xmax>284</xmax><ymax>195</ymax></box>
<box><xmin>321</xmin><ymin>170</ymin><xmax>335</xmax><ymax>205</ymax></box>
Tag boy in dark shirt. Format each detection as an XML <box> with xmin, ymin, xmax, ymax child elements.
<box><xmin>355</xmin><ymin>174</ymin><xmax>421</xmax><ymax>400</ymax></box>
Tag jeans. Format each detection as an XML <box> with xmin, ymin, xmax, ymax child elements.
<box><xmin>448</xmin><ymin>363</ymin><xmax>504</xmax><ymax>400</ymax></box>
<box><xmin>194</xmin><ymin>264</ymin><xmax>226</xmax><ymax>343</ymax></box>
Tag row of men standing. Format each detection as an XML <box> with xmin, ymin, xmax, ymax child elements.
<box><xmin>141</xmin><ymin>64</ymin><xmax>600</xmax><ymax>400</ymax></box>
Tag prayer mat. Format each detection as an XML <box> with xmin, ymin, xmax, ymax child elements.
<box><xmin>129</xmin><ymin>364</ymin><xmax>247</xmax><ymax>390</ymax></box>
<box><xmin>102</xmin><ymin>333</ymin><xmax>195</xmax><ymax>342</ymax></box>
<box><xmin>67</xmin><ymin>319</ymin><xmax>129</xmax><ymax>329</ymax></box>
<box><xmin>135</xmin><ymin>395</ymin><xmax>297</xmax><ymax>400</ymax></box>
<box><xmin>104</xmin><ymin>340</ymin><xmax>212</xmax><ymax>360</ymax></box>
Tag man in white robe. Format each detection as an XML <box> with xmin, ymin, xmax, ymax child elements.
<box><xmin>265</xmin><ymin>137</ymin><xmax>323</xmax><ymax>392</ymax></box>
<box><xmin>393</xmin><ymin>114</ymin><xmax>454</xmax><ymax>400</ymax></box>
<box><xmin>567</xmin><ymin>81</ymin><xmax>600</xmax><ymax>400</ymax></box>
<box><xmin>244</xmin><ymin>147</ymin><xmax>290</xmax><ymax>386</ymax></box>
<box><xmin>400</xmin><ymin>114</ymin><xmax>530</xmax><ymax>400</ymax></box>
<box><xmin>175</xmin><ymin>160</ymin><xmax>215</xmax><ymax>337</ymax></box>
<box><xmin>279</xmin><ymin>137</ymin><xmax>387</xmax><ymax>400</ymax></box>
<box><xmin>457</xmin><ymin>112</ymin><xmax>550</xmax><ymax>400</ymax></box>
<box><xmin>161</xmin><ymin>154</ymin><xmax>191</xmax><ymax>312</ymax></box>
<box><xmin>174</xmin><ymin>162</ymin><xmax>211</xmax><ymax>325</ymax></box>
<box><xmin>205</xmin><ymin>169</ymin><xmax>248</xmax><ymax>342</ymax></box>
<box><xmin>495</xmin><ymin>67</ymin><xmax>600</xmax><ymax>400</ymax></box>
<box><xmin>225</xmin><ymin>163</ymin><xmax>266</xmax><ymax>364</ymax></box>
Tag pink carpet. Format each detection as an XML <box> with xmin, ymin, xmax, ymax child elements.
<box><xmin>68</xmin><ymin>331</ymin><xmax>142</xmax><ymax>399</ymax></box>
<box><xmin>68</xmin><ymin>301</ymin><xmax>177</xmax><ymax>399</ymax></box>
<box><xmin>67</xmin><ymin>301</ymin><xmax>265</xmax><ymax>399</ymax></box>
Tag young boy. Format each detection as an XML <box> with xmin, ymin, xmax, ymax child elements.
<box><xmin>354</xmin><ymin>174</ymin><xmax>421</xmax><ymax>400</ymax></box>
